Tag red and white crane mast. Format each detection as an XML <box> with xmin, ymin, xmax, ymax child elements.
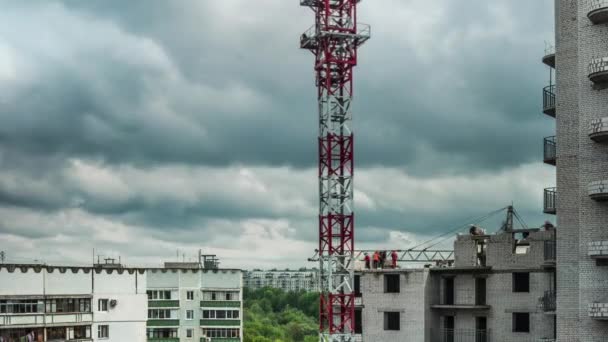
<box><xmin>300</xmin><ymin>1</ymin><xmax>370</xmax><ymax>341</ymax></box>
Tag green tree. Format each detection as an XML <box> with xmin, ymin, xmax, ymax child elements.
<box><xmin>243</xmin><ymin>288</ymin><xmax>319</xmax><ymax>342</ymax></box>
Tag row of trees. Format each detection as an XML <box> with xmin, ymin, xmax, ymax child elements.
<box><xmin>243</xmin><ymin>287</ymin><xmax>319</xmax><ymax>342</ymax></box>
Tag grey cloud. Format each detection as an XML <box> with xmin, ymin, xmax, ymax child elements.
<box><xmin>0</xmin><ymin>0</ymin><xmax>554</xmax><ymax>175</ymax></box>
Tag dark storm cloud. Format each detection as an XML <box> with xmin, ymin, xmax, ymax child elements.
<box><xmin>0</xmin><ymin>0</ymin><xmax>554</xmax><ymax>175</ymax></box>
<box><xmin>0</xmin><ymin>0</ymin><xmax>556</xmax><ymax>267</ymax></box>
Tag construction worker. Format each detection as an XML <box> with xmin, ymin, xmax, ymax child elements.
<box><xmin>391</xmin><ymin>250</ymin><xmax>398</xmax><ymax>269</ymax></box>
<box><xmin>380</xmin><ymin>251</ymin><xmax>387</xmax><ymax>268</ymax></box>
<box><xmin>373</xmin><ymin>251</ymin><xmax>380</xmax><ymax>269</ymax></box>
<box><xmin>364</xmin><ymin>253</ymin><xmax>371</xmax><ymax>269</ymax></box>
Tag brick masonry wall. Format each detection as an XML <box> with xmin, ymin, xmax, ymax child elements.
<box><xmin>360</xmin><ymin>269</ymin><xmax>429</xmax><ymax>342</ymax></box>
<box><xmin>575</xmin><ymin>0</ymin><xmax>608</xmax><ymax>339</ymax></box>
<box><xmin>555</xmin><ymin>0</ymin><xmax>581</xmax><ymax>340</ymax></box>
<box><xmin>556</xmin><ymin>0</ymin><xmax>608</xmax><ymax>340</ymax></box>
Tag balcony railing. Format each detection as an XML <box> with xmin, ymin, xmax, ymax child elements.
<box><xmin>433</xmin><ymin>289</ymin><xmax>489</xmax><ymax>309</ymax></box>
<box><xmin>543</xmin><ymin>187</ymin><xmax>557</xmax><ymax>215</ymax></box>
<box><xmin>588</xmin><ymin>180</ymin><xmax>608</xmax><ymax>201</ymax></box>
<box><xmin>589</xmin><ymin>57</ymin><xmax>608</xmax><ymax>84</ymax></box>
<box><xmin>543</xmin><ymin>136</ymin><xmax>556</xmax><ymax>166</ymax></box>
<box><xmin>542</xmin><ymin>44</ymin><xmax>555</xmax><ymax>68</ymax></box>
<box><xmin>588</xmin><ymin>0</ymin><xmax>608</xmax><ymax>24</ymax></box>
<box><xmin>543</xmin><ymin>85</ymin><xmax>556</xmax><ymax>117</ymax></box>
<box><xmin>540</xmin><ymin>290</ymin><xmax>556</xmax><ymax>313</ymax></box>
<box><xmin>590</xmin><ymin>117</ymin><xmax>608</xmax><ymax>142</ymax></box>
<box><xmin>432</xmin><ymin>329</ymin><xmax>490</xmax><ymax>342</ymax></box>
<box><xmin>543</xmin><ymin>240</ymin><xmax>556</xmax><ymax>267</ymax></box>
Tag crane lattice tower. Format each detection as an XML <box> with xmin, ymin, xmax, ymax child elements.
<box><xmin>299</xmin><ymin>1</ymin><xmax>370</xmax><ymax>341</ymax></box>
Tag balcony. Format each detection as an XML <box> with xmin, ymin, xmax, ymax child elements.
<box><xmin>148</xmin><ymin>300</ymin><xmax>179</xmax><ymax>308</ymax></box>
<box><xmin>543</xmin><ymin>240</ymin><xmax>556</xmax><ymax>268</ymax></box>
<box><xmin>588</xmin><ymin>0</ymin><xmax>608</xmax><ymax>24</ymax></box>
<box><xmin>588</xmin><ymin>57</ymin><xmax>608</xmax><ymax>85</ymax></box>
<box><xmin>540</xmin><ymin>290</ymin><xmax>556</xmax><ymax>314</ymax></box>
<box><xmin>200</xmin><ymin>319</ymin><xmax>241</xmax><ymax>327</ymax></box>
<box><xmin>543</xmin><ymin>45</ymin><xmax>555</xmax><ymax>68</ymax></box>
<box><xmin>543</xmin><ymin>136</ymin><xmax>556</xmax><ymax>166</ymax></box>
<box><xmin>588</xmin><ymin>180</ymin><xmax>608</xmax><ymax>201</ymax></box>
<box><xmin>544</xmin><ymin>187</ymin><xmax>557</xmax><ymax>215</ymax></box>
<box><xmin>147</xmin><ymin>320</ymin><xmax>180</xmax><ymax>327</ymax></box>
<box><xmin>431</xmin><ymin>289</ymin><xmax>490</xmax><ymax>310</ymax></box>
<box><xmin>432</xmin><ymin>329</ymin><xmax>490</xmax><ymax>342</ymax></box>
<box><xmin>589</xmin><ymin>302</ymin><xmax>608</xmax><ymax>319</ymax></box>
<box><xmin>0</xmin><ymin>313</ymin><xmax>93</xmax><ymax>327</ymax></box>
<box><xmin>200</xmin><ymin>301</ymin><xmax>241</xmax><ymax>308</ymax></box>
<box><xmin>590</xmin><ymin>117</ymin><xmax>608</xmax><ymax>142</ymax></box>
<box><xmin>543</xmin><ymin>85</ymin><xmax>556</xmax><ymax>117</ymax></box>
<box><xmin>588</xmin><ymin>241</ymin><xmax>608</xmax><ymax>259</ymax></box>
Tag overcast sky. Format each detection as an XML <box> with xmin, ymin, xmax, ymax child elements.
<box><xmin>0</xmin><ymin>0</ymin><xmax>555</xmax><ymax>269</ymax></box>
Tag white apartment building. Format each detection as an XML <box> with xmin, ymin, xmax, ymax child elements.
<box><xmin>146</xmin><ymin>263</ymin><xmax>243</xmax><ymax>342</ymax></box>
<box><xmin>0</xmin><ymin>264</ymin><xmax>147</xmax><ymax>342</ymax></box>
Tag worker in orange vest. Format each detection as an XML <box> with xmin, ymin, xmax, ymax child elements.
<box><xmin>391</xmin><ymin>250</ymin><xmax>398</xmax><ymax>269</ymax></box>
<box><xmin>373</xmin><ymin>251</ymin><xmax>380</xmax><ymax>269</ymax></box>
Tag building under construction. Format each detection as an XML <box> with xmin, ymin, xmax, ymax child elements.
<box><xmin>353</xmin><ymin>208</ymin><xmax>556</xmax><ymax>342</ymax></box>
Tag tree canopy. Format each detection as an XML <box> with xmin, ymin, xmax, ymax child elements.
<box><xmin>243</xmin><ymin>287</ymin><xmax>319</xmax><ymax>342</ymax></box>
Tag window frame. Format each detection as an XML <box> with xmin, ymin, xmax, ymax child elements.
<box><xmin>97</xmin><ymin>325</ymin><xmax>109</xmax><ymax>339</ymax></box>
<box><xmin>186</xmin><ymin>291</ymin><xmax>194</xmax><ymax>301</ymax></box>
<box><xmin>384</xmin><ymin>274</ymin><xmax>400</xmax><ymax>293</ymax></box>
<box><xmin>512</xmin><ymin>312</ymin><xmax>530</xmax><ymax>333</ymax></box>
<box><xmin>512</xmin><ymin>272</ymin><xmax>530</xmax><ymax>293</ymax></box>
<box><xmin>98</xmin><ymin>299</ymin><xmax>108</xmax><ymax>312</ymax></box>
<box><xmin>383</xmin><ymin>311</ymin><xmax>400</xmax><ymax>331</ymax></box>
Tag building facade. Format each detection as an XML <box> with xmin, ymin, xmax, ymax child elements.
<box><xmin>243</xmin><ymin>269</ymin><xmax>318</xmax><ymax>292</ymax></box>
<box><xmin>543</xmin><ymin>0</ymin><xmax>608</xmax><ymax>341</ymax></box>
<box><xmin>356</xmin><ymin>227</ymin><xmax>556</xmax><ymax>342</ymax></box>
<box><xmin>146</xmin><ymin>263</ymin><xmax>243</xmax><ymax>342</ymax></box>
<box><xmin>0</xmin><ymin>264</ymin><xmax>148</xmax><ymax>342</ymax></box>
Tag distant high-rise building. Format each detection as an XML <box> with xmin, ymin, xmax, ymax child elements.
<box><xmin>243</xmin><ymin>269</ymin><xmax>319</xmax><ymax>292</ymax></box>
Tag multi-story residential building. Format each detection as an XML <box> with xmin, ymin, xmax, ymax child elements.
<box><xmin>543</xmin><ymin>1</ymin><xmax>608</xmax><ymax>340</ymax></box>
<box><xmin>0</xmin><ymin>263</ymin><xmax>148</xmax><ymax>342</ymax></box>
<box><xmin>146</xmin><ymin>262</ymin><xmax>243</xmax><ymax>342</ymax></box>
<box><xmin>0</xmin><ymin>256</ymin><xmax>243</xmax><ymax>342</ymax></box>
<box><xmin>356</xmin><ymin>223</ymin><xmax>557</xmax><ymax>342</ymax></box>
<box><xmin>243</xmin><ymin>269</ymin><xmax>318</xmax><ymax>292</ymax></box>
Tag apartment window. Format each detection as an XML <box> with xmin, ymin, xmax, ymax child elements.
<box><xmin>513</xmin><ymin>273</ymin><xmax>530</xmax><ymax>293</ymax></box>
<box><xmin>0</xmin><ymin>299</ymin><xmax>42</xmax><ymax>314</ymax></box>
<box><xmin>186</xmin><ymin>310</ymin><xmax>194</xmax><ymax>320</ymax></box>
<box><xmin>512</xmin><ymin>313</ymin><xmax>530</xmax><ymax>333</ymax></box>
<box><xmin>147</xmin><ymin>290</ymin><xmax>172</xmax><ymax>300</ymax></box>
<box><xmin>202</xmin><ymin>310</ymin><xmax>240</xmax><ymax>319</ymax></box>
<box><xmin>148</xmin><ymin>309</ymin><xmax>172</xmax><ymax>319</ymax></box>
<box><xmin>202</xmin><ymin>328</ymin><xmax>240</xmax><ymax>339</ymax></box>
<box><xmin>225</xmin><ymin>292</ymin><xmax>232</xmax><ymax>301</ymax></box>
<box><xmin>354</xmin><ymin>309</ymin><xmax>362</xmax><ymax>334</ymax></box>
<box><xmin>354</xmin><ymin>275</ymin><xmax>361</xmax><ymax>297</ymax></box>
<box><xmin>97</xmin><ymin>325</ymin><xmax>109</xmax><ymax>339</ymax></box>
<box><xmin>147</xmin><ymin>328</ymin><xmax>178</xmax><ymax>338</ymax></box>
<box><xmin>211</xmin><ymin>293</ymin><xmax>217</xmax><ymax>301</ymax></box>
<box><xmin>384</xmin><ymin>312</ymin><xmax>400</xmax><ymax>331</ymax></box>
<box><xmin>187</xmin><ymin>291</ymin><xmax>194</xmax><ymax>300</ymax></box>
<box><xmin>384</xmin><ymin>274</ymin><xmax>400</xmax><ymax>293</ymax></box>
<box><xmin>186</xmin><ymin>329</ymin><xmax>193</xmax><ymax>338</ymax></box>
<box><xmin>98</xmin><ymin>299</ymin><xmax>108</xmax><ymax>312</ymax></box>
